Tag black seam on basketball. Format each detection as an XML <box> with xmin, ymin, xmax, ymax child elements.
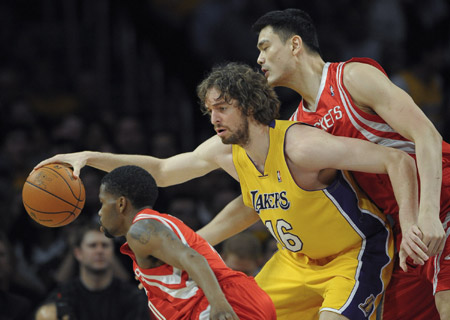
<box><xmin>54</xmin><ymin>214</ymin><xmax>78</xmax><ymax>226</ymax></box>
<box><xmin>43</xmin><ymin>166</ymin><xmax>85</xmax><ymax>201</ymax></box>
<box><xmin>23</xmin><ymin>202</ymin><xmax>78</xmax><ymax>215</ymax></box>
<box><xmin>24</xmin><ymin>181</ymin><xmax>84</xmax><ymax>210</ymax></box>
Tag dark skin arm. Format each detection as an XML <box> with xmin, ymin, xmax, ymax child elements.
<box><xmin>127</xmin><ymin>219</ymin><xmax>239</xmax><ymax>320</ymax></box>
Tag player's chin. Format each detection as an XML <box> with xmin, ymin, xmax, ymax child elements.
<box><xmin>100</xmin><ymin>225</ymin><xmax>115</xmax><ymax>239</ymax></box>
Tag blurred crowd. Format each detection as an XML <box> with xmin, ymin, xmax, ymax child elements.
<box><xmin>0</xmin><ymin>0</ymin><xmax>449</xmax><ymax>318</ymax></box>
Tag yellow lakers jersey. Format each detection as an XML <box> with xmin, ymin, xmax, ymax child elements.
<box><xmin>232</xmin><ymin>120</ymin><xmax>390</xmax><ymax>259</ymax></box>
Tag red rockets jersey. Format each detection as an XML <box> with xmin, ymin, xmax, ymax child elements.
<box><xmin>289</xmin><ymin>57</ymin><xmax>450</xmax><ymax>220</ymax></box>
<box><xmin>120</xmin><ymin>209</ymin><xmax>239</xmax><ymax>320</ymax></box>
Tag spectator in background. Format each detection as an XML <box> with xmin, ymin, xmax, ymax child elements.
<box><xmin>34</xmin><ymin>222</ymin><xmax>150</xmax><ymax>320</ymax></box>
<box><xmin>0</xmin><ymin>232</ymin><xmax>35</xmax><ymax>320</ymax></box>
<box><xmin>114</xmin><ymin>116</ymin><xmax>148</xmax><ymax>155</ymax></box>
<box><xmin>220</xmin><ymin>232</ymin><xmax>263</xmax><ymax>277</ymax></box>
<box><xmin>149</xmin><ymin>131</ymin><xmax>179</xmax><ymax>158</ymax></box>
<box><xmin>167</xmin><ymin>195</ymin><xmax>203</xmax><ymax>231</ymax></box>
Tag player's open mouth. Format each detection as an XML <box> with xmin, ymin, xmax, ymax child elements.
<box><xmin>216</xmin><ymin>128</ymin><xmax>227</xmax><ymax>136</ymax></box>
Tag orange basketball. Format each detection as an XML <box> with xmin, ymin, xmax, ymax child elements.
<box><xmin>22</xmin><ymin>164</ymin><xmax>85</xmax><ymax>227</ymax></box>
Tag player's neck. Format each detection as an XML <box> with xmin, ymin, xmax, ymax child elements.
<box><xmin>244</xmin><ymin>124</ymin><xmax>270</xmax><ymax>174</ymax></box>
<box><xmin>297</xmin><ymin>55</ymin><xmax>325</xmax><ymax>108</ymax></box>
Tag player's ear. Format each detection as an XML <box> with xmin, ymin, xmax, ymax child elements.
<box><xmin>116</xmin><ymin>196</ymin><xmax>128</xmax><ymax>214</ymax></box>
<box><xmin>291</xmin><ymin>35</ymin><xmax>302</xmax><ymax>55</ymax></box>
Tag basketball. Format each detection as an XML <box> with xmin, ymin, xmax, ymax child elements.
<box><xmin>22</xmin><ymin>164</ymin><xmax>85</xmax><ymax>227</ymax></box>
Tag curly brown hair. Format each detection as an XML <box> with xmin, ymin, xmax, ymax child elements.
<box><xmin>196</xmin><ymin>62</ymin><xmax>280</xmax><ymax>125</ymax></box>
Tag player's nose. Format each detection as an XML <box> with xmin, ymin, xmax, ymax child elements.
<box><xmin>210</xmin><ymin>110</ymin><xmax>221</xmax><ymax>124</ymax></box>
<box><xmin>257</xmin><ymin>52</ymin><xmax>264</xmax><ymax>65</ymax></box>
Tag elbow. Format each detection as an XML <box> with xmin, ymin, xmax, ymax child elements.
<box><xmin>414</xmin><ymin>121</ymin><xmax>442</xmax><ymax>145</ymax></box>
<box><xmin>179</xmin><ymin>248</ymin><xmax>207</xmax><ymax>268</ymax></box>
<box><xmin>145</xmin><ymin>161</ymin><xmax>167</xmax><ymax>187</ymax></box>
<box><xmin>427</xmin><ymin>124</ymin><xmax>442</xmax><ymax>144</ymax></box>
<box><xmin>435</xmin><ymin>129</ymin><xmax>443</xmax><ymax>144</ymax></box>
<box><xmin>396</xmin><ymin>151</ymin><xmax>417</xmax><ymax>177</ymax></box>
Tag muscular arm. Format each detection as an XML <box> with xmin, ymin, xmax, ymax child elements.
<box><xmin>197</xmin><ymin>195</ymin><xmax>260</xmax><ymax>246</ymax></box>
<box><xmin>287</xmin><ymin>125</ymin><xmax>417</xmax><ymax>192</ymax></box>
<box><xmin>344</xmin><ymin>62</ymin><xmax>445</xmax><ymax>256</ymax></box>
<box><xmin>128</xmin><ymin>219</ymin><xmax>239</xmax><ymax>320</ymax></box>
<box><xmin>286</xmin><ymin>125</ymin><xmax>428</xmax><ymax>267</ymax></box>
<box><xmin>34</xmin><ymin>135</ymin><xmax>237</xmax><ymax>187</ymax></box>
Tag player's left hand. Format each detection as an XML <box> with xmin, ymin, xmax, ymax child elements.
<box><xmin>399</xmin><ymin>224</ymin><xmax>428</xmax><ymax>272</ymax></box>
<box><xmin>418</xmin><ymin>213</ymin><xmax>446</xmax><ymax>258</ymax></box>
<box><xmin>210</xmin><ymin>301</ymin><xmax>240</xmax><ymax>320</ymax></box>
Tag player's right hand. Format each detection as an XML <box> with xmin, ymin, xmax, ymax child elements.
<box><xmin>32</xmin><ymin>152</ymin><xmax>89</xmax><ymax>178</ymax></box>
<box><xmin>399</xmin><ymin>224</ymin><xmax>429</xmax><ymax>272</ymax></box>
<box><xmin>418</xmin><ymin>212</ymin><xmax>446</xmax><ymax>258</ymax></box>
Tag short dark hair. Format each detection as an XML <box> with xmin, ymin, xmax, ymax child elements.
<box><xmin>197</xmin><ymin>62</ymin><xmax>280</xmax><ymax>125</ymax></box>
<box><xmin>101</xmin><ymin>165</ymin><xmax>159</xmax><ymax>209</ymax></box>
<box><xmin>252</xmin><ymin>8</ymin><xmax>320</xmax><ymax>55</ymax></box>
<box><xmin>72</xmin><ymin>221</ymin><xmax>105</xmax><ymax>248</ymax></box>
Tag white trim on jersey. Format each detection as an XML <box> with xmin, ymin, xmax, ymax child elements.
<box><xmin>433</xmin><ymin>212</ymin><xmax>450</xmax><ymax>294</ymax></box>
<box><xmin>148</xmin><ymin>300</ymin><xmax>166</xmax><ymax>320</ymax></box>
<box><xmin>304</xmin><ymin>63</ymin><xmax>330</xmax><ymax>113</ymax></box>
<box><xmin>136</xmin><ymin>266</ymin><xmax>185</xmax><ymax>285</ymax></box>
<box><xmin>335</xmin><ymin>63</ymin><xmax>416</xmax><ymax>154</ymax></box>
<box><xmin>141</xmin><ymin>277</ymin><xmax>199</xmax><ymax>299</ymax></box>
<box><xmin>198</xmin><ymin>305</ymin><xmax>211</xmax><ymax>320</ymax></box>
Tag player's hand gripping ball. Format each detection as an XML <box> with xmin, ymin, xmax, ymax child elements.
<box><xmin>22</xmin><ymin>164</ymin><xmax>85</xmax><ymax>227</ymax></box>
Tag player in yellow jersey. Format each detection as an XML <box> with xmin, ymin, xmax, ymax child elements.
<box><xmin>34</xmin><ymin>63</ymin><xmax>428</xmax><ymax>320</ymax></box>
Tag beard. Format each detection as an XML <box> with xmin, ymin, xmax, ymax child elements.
<box><xmin>101</xmin><ymin>225</ymin><xmax>115</xmax><ymax>239</ymax></box>
<box><xmin>220</xmin><ymin>117</ymin><xmax>250</xmax><ymax>146</ymax></box>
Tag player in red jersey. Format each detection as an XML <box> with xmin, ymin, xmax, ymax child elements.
<box><xmin>98</xmin><ymin>165</ymin><xmax>276</xmax><ymax>320</ymax></box>
<box><xmin>247</xmin><ymin>8</ymin><xmax>449</xmax><ymax>320</ymax></box>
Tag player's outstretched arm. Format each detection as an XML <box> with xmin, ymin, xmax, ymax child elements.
<box><xmin>128</xmin><ymin>219</ymin><xmax>239</xmax><ymax>320</ymax></box>
<box><xmin>345</xmin><ymin>62</ymin><xmax>445</xmax><ymax>258</ymax></box>
<box><xmin>197</xmin><ymin>195</ymin><xmax>260</xmax><ymax>246</ymax></box>
<box><xmin>285</xmin><ymin>124</ymin><xmax>428</xmax><ymax>269</ymax></box>
<box><xmin>33</xmin><ymin>135</ymin><xmax>233</xmax><ymax>188</ymax></box>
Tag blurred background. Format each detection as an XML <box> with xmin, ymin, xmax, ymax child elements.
<box><xmin>0</xmin><ymin>0</ymin><xmax>449</xmax><ymax>316</ymax></box>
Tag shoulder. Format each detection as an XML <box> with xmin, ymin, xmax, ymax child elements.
<box><xmin>128</xmin><ymin>219</ymin><xmax>162</xmax><ymax>245</ymax></box>
<box><xmin>194</xmin><ymin>135</ymin><xmax>233</xmax><ymax>166</ymax></box>
<box><xmin>127</xmin><ymin>219</ymin><xmax>159</xmax><ymax>256</ymax></box>
<box><xmin>284</xmin><ymin>124</ymin><xmax>328</xmax><ymax>161</ymax></box>
<box><xmin>195</xmin><ymin>135</ymin><xmax>231</xmax><ymax>156</ymax></box>
<box><xmin>344</xmin><ymin>61</ymin><xmax>388</xmax><ymax>85</ymax></box>
<box><xmin>343</xmin><ymin>61</ymin><xmax>394</xmax><ymax>111</ymax></box>
<box><xmin>127</xmin><ymin>218</ymin><xmax>179</xmax><ymax>256</ymax></box>
<box><xmin>285</xmin><ymin>122</ymin><xmax>325</xmax><ymax>143</ymax></box>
